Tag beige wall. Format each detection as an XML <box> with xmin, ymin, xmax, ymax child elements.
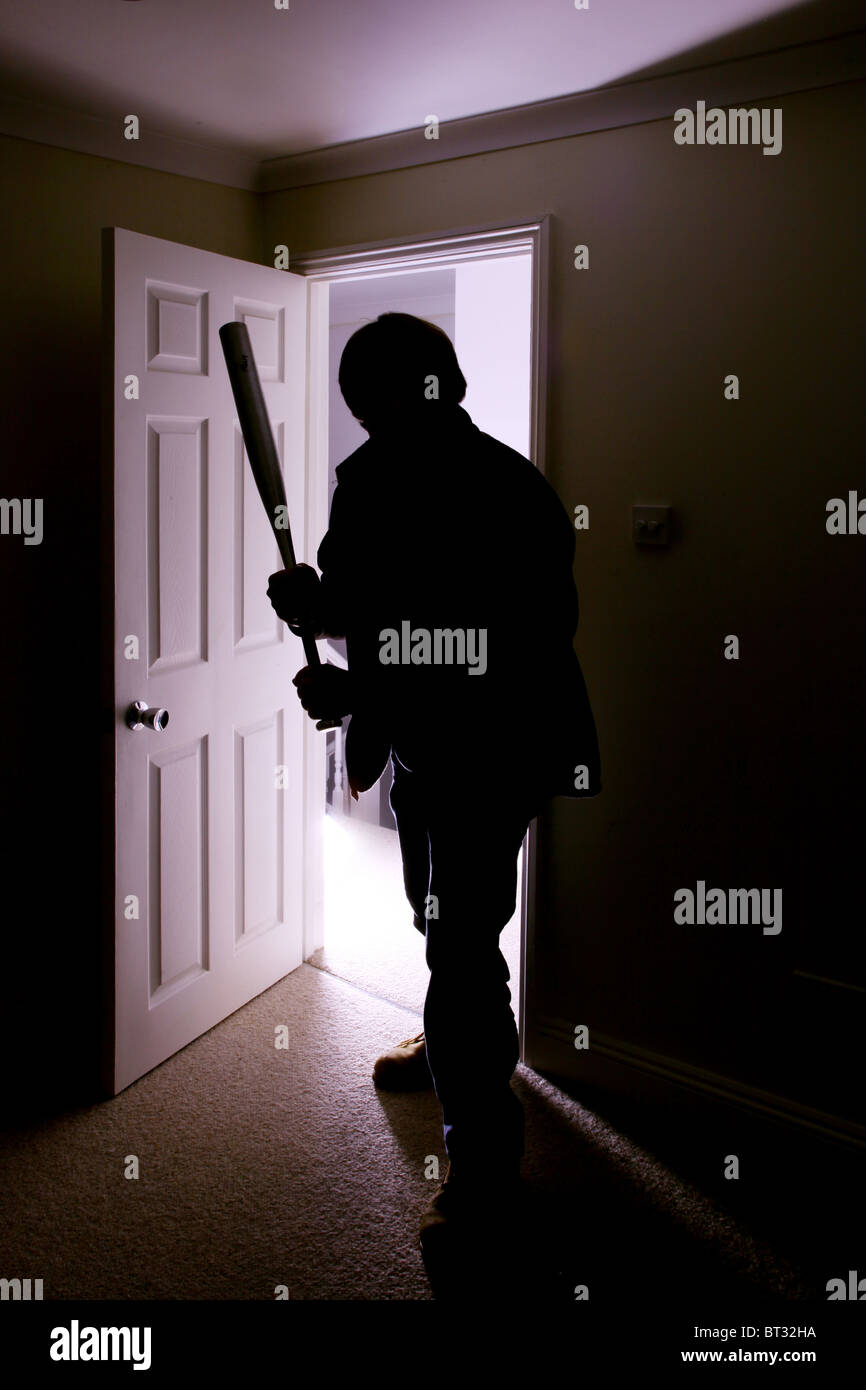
<box><xmin>0</xmin><ymin>134</ymin><xmax>260</xmax><ymax>1108</ymax></box>
<box><xmin>263</xmin><ymin>79</ymin><xmax>865</xmax><ymax>1121</ymax></box>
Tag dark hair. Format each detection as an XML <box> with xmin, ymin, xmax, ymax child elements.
<box><xmin>338</xmin><ymin>311</ymin><xmax>467</xmax><ymax>427</ymax></box>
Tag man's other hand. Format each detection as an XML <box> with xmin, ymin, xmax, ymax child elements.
<box><xmin>267</xmin><ymin>564</ymin><xmax>323</xmax><ymax>634</ymax></box>
<box><xmin>292</xmin><ymin>663</ymin><xmax>353</xmax><ymax>724</ymax></box>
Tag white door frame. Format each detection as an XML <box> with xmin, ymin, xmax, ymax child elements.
<box><xmin>294</xmin><ymin>217</ymin><xmax>551</xmax><ymax>1060</ymax></box>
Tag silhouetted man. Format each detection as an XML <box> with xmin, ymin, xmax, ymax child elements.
<box><xmin>268</xmin><ymin>312</ymin><xmax>600</xmax><ymax>1248</ymax></box>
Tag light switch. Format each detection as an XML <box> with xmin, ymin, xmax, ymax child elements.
<box><xmin>633</xmin><ymin>504</ymin><xmax>672</xmax><ymax>547</ymax></box>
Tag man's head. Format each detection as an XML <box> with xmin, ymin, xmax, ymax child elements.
<box><xmin>338</xmin><ymin>311</ymin><xmax>467</xmax><ymax>433</ymax></box>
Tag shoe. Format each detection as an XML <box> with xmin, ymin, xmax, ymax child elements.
<box><xmin>372</xmin><ymin>1031</ymin><xmax>434</xmax><ymax>1091</ymax></box>
<box><xmin>419</xmin><ymin>1162</ymin><xmax>524</xmax><ymax>1251</ymax></box>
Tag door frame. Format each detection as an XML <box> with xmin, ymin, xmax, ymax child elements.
<box><xmin>293</xmin><ymin>217</ymin><xmax>551</xmax><ymax>1059</ymax></box>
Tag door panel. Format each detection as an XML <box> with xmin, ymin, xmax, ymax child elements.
<box><xmin>106</xmin><ymin>227</ymin><xmax>309</xmax><ymax>1093</ymax></box>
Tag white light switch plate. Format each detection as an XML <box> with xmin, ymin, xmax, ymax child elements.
<box><xmin>633</xmin><ymin>505</ymin><xmax>672</xmax><ymax>546</ymax></box>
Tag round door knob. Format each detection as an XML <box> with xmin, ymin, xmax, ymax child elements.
<box><xmin>126</xmin><ymin>700</ymin><xmax>169</xmax><ymax>732</ymax></box>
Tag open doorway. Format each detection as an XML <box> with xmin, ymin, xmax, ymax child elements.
<box><xmin>300</xmin><ymin>231</ymin><xmax>541</xmax><ymax>1040</ymax></box>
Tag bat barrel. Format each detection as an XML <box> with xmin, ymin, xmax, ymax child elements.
<box><xmin>219</xmin><ymin>321</ymin><xmax>298</xmax><ymax>569</ymax></box>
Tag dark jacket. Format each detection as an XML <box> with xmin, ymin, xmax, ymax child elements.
<box><xmin>316</xmin><ymin>404</ymin><xmax>601</xmax><ymax>800</ymax></box>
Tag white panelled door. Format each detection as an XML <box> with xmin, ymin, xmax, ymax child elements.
<box><xmin>106</xmin><ymin>228</ymin><xmax>309</xmax><ymax>1093</ymax></box>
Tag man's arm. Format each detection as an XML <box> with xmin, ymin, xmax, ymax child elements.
<box><xmin>266</xmin><ymin>478</ymin><xmax>353</xmax><ymax>638</ymax></box>
<box><xmin>314</xmin><ymin>478</ymin><xmax>352</xmax><ymax>638</ymax></box>
<box><xmin>511</xmin><ymin>470</ymin><xmax>580</xmax><ymax>655</ymax></box>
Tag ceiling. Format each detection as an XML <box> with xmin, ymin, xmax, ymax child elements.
<box><xmin>0</xmin><ymin>0</ymin><xmax>861</xmax><ymax>163</ymax></box>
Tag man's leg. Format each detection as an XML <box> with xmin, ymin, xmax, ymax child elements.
<box><xmin>421</xmin><ymin>777</ymin><xmax>537</xmax><ymax>1177</ymax></box>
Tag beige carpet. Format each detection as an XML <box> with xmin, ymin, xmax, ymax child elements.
<box><xmin>0</xmin><ymin>955</ymin><xmax>823</xmax><ymax>1302</ymax></box>
<box><xmin>0</xmin><ymin>965</ymin><xmax>438</xmax><ymax>1300</ymax></box>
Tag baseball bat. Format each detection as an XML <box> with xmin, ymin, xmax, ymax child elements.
<box><xmin>219</xmin><ymin>320</ymin><xmax>341</xmax><ymax>730</ymax></box>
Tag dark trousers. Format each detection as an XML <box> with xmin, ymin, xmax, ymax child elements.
<box><xmin>388</xmin><ymin>749</ymin><xmax>539</xmax><ymax>1175</ymax></box>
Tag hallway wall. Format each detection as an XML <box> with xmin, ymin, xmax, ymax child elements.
<box><xmin>0</xmin><ymin>133</ymin><xmax>260</xmax><ymax>1107</ymax></box>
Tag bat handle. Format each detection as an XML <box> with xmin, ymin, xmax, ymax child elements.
<box><xmin>276</xmin><ymin>529</ymin><xmax>297</xmax><ymax>571</ymax></box>
<box><xmin>299</xmin><ymin>627</ymin><xmax>321</xmax><ymax>668</ymax></box>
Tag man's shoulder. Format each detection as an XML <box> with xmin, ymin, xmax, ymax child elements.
<box><xmin>475</xmin><ymin>429</ymin><xmax>569</xmax><ymax>519</ymax></box>
<box><xmin>332</xmin><ymin>417</ymin><xmax>565</xmax><ymax>519</ymax></box>
<box><xmin>475</xmin><ymin>429</ymin><xmax>538</xmax><ymax>480</ymax></box>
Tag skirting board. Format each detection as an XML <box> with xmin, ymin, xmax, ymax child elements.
<box><xmin>528</xmin><ymin>1016</ymin><xmax>866</xmax><ymax>1153</ymax></box>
